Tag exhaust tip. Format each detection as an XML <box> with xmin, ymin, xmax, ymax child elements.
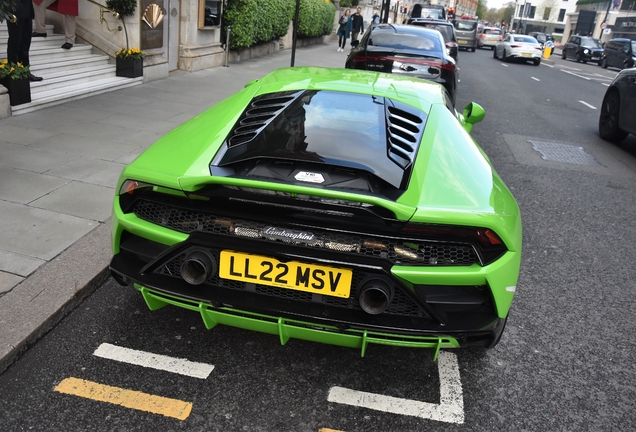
<box><xmin>358</xmin><ymin>278</ymin><xmax>394</xmax><ymax>315</ymax></box>
<box><xmin>181</xmin><ymin>250</ymin><xmax>215</xmax><ymax>285</ymax></box>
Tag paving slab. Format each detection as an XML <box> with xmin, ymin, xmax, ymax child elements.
<box><xmin>43</xmin><ymin>156</ymin><xmax>124</xmax><ymax>187</ymax></box>
<box><xmin>0</xmin><ymin>166</ymin><xmax>70</xmax><ymax>204</ymax></box>
<box><xmin>0</xmin><ymin>141</ymin><xmax>75</xmax><ymax>173</ymax></box>
<box><xmin>0</xmin><ymin>249</ymin><xmax>46</xmax><ymax>277</ymax></box>
<box><xmin>29</xmin><ymin>181</ymin><xmax>114</xmax><ymax>222</ymax></box>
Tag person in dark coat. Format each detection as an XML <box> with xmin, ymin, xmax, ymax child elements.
<box><xmin>5</xmin><ymin>0</ymin><xmax>42</xmax><ymax>81</ymax></box>
<box><xmin>351</xmin><ymin>6</ymin><xmax>364</xmax><ymax>43</ymax></box>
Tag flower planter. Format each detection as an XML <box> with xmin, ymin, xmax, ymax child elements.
<box><xmin>0</xmin><ymin>77</ymin><xmax>31</xmax><ymax>106</ymax></box>
<box><xmin>116</xmin><ymin>58</ymin><xmax>143</xmax><ymax>78</ymax></box>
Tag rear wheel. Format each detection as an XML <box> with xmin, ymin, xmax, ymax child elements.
<box><xmin>533</xmin><ymin>59</ymin><xmax>540</xmax><ymax>66</ymax></box>
<box><xmin>561</xmin><ymin>49</ymin><xmax>566</xmax><ymax>60</ymax></box>
<box><xmin>471</xmin><ymin>47</ymin><xmax>475</xmax><ymax>52</ymax></box>
<box><xmin>599</xmin><ymin>90</ymin><xmax>629</xmax><ymax>143</ymax></box>
<box><xmin>493</xmin><ymin>47</ymin><xmax>498</xmax><ymax>59</ymax></box>
<box><xmin>600</xmin><ymin>57</ymin><xmax>608</xmax><ymax>68</ymax></box>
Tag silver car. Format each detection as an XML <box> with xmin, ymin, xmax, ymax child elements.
<box><xmin>478</xmin><ymin>27</ymin><xmax>502</xmax><ymax>49</ymax></box>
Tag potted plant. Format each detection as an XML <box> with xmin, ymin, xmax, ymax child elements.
<box><xmin>0</xmin><ymin>58</ymin><xmax>31</xmax><ymax>106</ymax></box>
<box><xmin>115</xmin><ymin>48</ymin><xmax>145</xmax><ymax>78</ymax></box>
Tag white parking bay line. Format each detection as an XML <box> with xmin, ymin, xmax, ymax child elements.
<box><xmin>579</xmin><ymin>100</ymin><xmax>597</xmax><ymax>110</ymax></box>
<box><xmin>562</xmin><ymin>69</ymin><xmax>591</xmax><ymax>80</ymax></box>
<box><xmin>327</xmin><ymin>351</ymin><xmax>463</xmax><ymax>424</ymax></box>
<box><xmin>531</xmin><ymin>77</ymin><xmax>540</xmax><ymax>81</ymax></box>
<box><xmin>93</xmin><ymin>343</ymin><xmax>214</xmax><ymax>379</ymax></box>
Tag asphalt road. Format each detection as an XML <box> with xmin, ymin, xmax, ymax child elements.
<box><xmin>1</xmin><ymin>46</ymin><xmax>636</xmax><ymax>431</ymax></box>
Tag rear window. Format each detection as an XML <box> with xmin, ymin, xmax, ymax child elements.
<box><xmin>453</xmin><ymin>21</ymin><xmax>477</xmax><ymax>31</ymax></box>
<box><xmin>368</xmin><ymin>32</ymin><xmax>443</xmax><ymax>52</ymax></box>
<box><xmin>514</xmin><ymin>36</ymin><xmax>538</xmax><ymax>43</ymax></box>
<box><xmin>483</xmin><ymin>28</ymin><xmax>502</xmax><ymax>35</ymax></box>
<box><xmin>411</xmin><ymin>23</ymin><xmax>454</xmax><ymax>42</ymax></box>
<box><xmin>418</xmin><ymin>7</ymin><xmax>444</xmax><ymax>20</ymax></box>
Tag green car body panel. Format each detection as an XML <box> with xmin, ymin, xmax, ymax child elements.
<box><xmin>110</xmin><ymin>67</ymin><xmax>522</xmax><ymax>357</ymax></box>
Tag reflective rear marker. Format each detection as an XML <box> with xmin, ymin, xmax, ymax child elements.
<box><xmin>54</xmin><ymin>377</ymin><xmax>193</xmax><ymax>420</ymax></box>
<box><xmin>93</xmin><ymin>343</ymin><xmax>214</xmax><ymax>379</ymax></box>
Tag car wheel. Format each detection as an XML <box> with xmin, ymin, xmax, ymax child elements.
<box><xmin>471</xmin><ymin>47</ymin><xmax>475</xmax><ymax>52</ymax></box>
<box><xmin>575</xmin><ymin>52</ymin><xmax>582</xmax><ymax>62</ymax></box>
<box><xmin>493</xmin><ymin>47</ymin><xmax>498</xmax><ymax>59</ymax></box>
<box><xmin>533</xmin><ymin>59</ymin><xmax>540</xmax><ymax>66</ymax></box>
<box><xmin>599</xmin><ymin>90</ymin><xmax>629</xmax><ymax>143</ymax></box>
<box><xmin>561</xmin><ymin>49</ymin><xmax>566</xmax><ymax>60</ymax></box>
<box><xmin>600</xmin><ymin>58</ymin><xmax>607</xmax><ymax>68</ymax></box>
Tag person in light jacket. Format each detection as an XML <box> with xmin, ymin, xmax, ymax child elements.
<box><xmin>32</xmin><ymin>0</ymin><xmax>77</xmax><ymax>49</ymax></box>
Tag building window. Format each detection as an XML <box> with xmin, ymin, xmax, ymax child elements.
<box><xmin>529</xmin><ymin>6</ymin><xmax>536</xmax><ymax>19</ymax></box>
<box><xmin>558</xmin><ymin>8</ymin><xmax>566</xmax><ymax>22</ymax></box>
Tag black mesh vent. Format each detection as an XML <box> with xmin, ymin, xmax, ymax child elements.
<box><xmin>154</xmin><ymin>250</ymin><xmax>427</xmax><ymax>318</ymax></box>
<box><xmin>227</xmin><ymin>92</ymin><xmax>302</xmax><ymax>148</ymax></box>
<box><xmin>134</xmin><ymin>200</ymin><xmax>477</xmax><ymax>266</ymax></box>
<box><xmin>386</xmin><ymin>105</ymin><xmax>424</xmax><ymax>169</ymax></box>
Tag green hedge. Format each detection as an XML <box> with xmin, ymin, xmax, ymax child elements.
<box><xmin>223</xmin><ymin>0</ymin><xmax>335</xmax><ymax>50</ymax></box>
<box><xmin>298</xmin><ymin>0</ymin><xmax>335</xmax><ymax>38</ymax></box>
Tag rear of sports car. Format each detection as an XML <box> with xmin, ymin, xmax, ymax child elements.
<box><xmin>110</xmin><ymin>67</ymin><xmax>521</xmax><ymax>360</ymax></box>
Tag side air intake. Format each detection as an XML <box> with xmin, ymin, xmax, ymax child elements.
<box><xmin>385</xmin><ymin>105</ymin><xmax>425</xmax><ymax>169</ymax></box>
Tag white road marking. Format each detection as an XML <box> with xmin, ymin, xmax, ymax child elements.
<box><xmin>531</xmin><ymin>77</ymin><xmax>540</xmax><ymax>81</ymax></box>
<box><xmin>501</xmin><ymin>63</ymin><xmax>509</xmax><ymax>67</ymax></box>
<box><xmin>602</xmin><ymin>83</ymin><xmax>610</xmax><ymax>87</ymax></box>
<box><xmin>579</xmin><ymin>100</ymin><xmax>597</xmax><ymax>110</ymax></box>
<box><xmin>93</xmin><ymin>343</ymin><xmax>214</xmax><ymax>379</ymax></box>
<box><xmin>542</xmin><ymin>63</ymin><xmax>554</xmax><ymax>68</ymax></box>
<box><xmin>327</xmin><ymin>351</ymin><xmax>464</xmax><ymax>424</ymax></box>
<box><xmin>562</xmin><ymin>69</ymin><xmax>591</xmax><ymax>80</ymax></box>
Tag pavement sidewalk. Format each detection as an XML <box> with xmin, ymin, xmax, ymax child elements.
<box><xmin>0</xmin><ymin>40</ymin><xmax>347</xmax><ymax>374</ymax></box>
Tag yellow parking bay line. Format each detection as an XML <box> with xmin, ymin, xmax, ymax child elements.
<box><xmin>54</xmin><ymin>377</ymin><xmax>193</xmax><ymax>420</ymax></box>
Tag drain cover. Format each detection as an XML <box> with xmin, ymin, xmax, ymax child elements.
<box><xmin>528</xmin><ymin>140</ymin><xmax>600</xmax><ymax>166</ymax></box>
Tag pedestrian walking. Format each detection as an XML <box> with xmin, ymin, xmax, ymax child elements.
<box><xmin>4</xmin><ymin>0</ymin><xmax>42</xmax><ymax>81</ymax></box>
<box><xmin>351</xmin><ymin>7</ymin><xmax>364</xmax><ymax>44</ymax></box>
<box><xmin>336</xmin><ymin>8</ymin><xmax>352</xmax><ymax>52</ymax></box>
<box><xmin>32</xmin><ymin>0</ymin><xmax>77</xmax><ymax>49</ymax></box>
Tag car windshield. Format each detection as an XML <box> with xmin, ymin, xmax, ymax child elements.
<box><xmin>581</xmin><ymin>38</ymin><xmax>601</xmax><ymax>48</ymax></box>
<box><xmin>411</xmin><ymin>23</ymin><xmax>454</xmax><ymax>42</ymax></box>
<box><xmin>368</xmin><ymin>32</ymin><xmax>443</xmax><ymax>52</ymax></box>
<box><xmin>534</xmin><ymin>34</ymin><xmax>546</xmax><ymax>43</ymax></box>
<box><xmin>454</xmin><ymin>20</ymin><xmax>477</xmax><ymax>31</ymax></box>
<box><xmin>483</xmin><ymin>28</ymin><xmax>501</xmax><ymax>35</ymax></box>
<box><xmin>514</xmin><ymin>36</ymin><xmax>538</xmax><ymax>43</ymax></box>
<box><xmin>631</xmin><ymin>41</ymin><xmax>636</xmax><ymax>53</ymax></box>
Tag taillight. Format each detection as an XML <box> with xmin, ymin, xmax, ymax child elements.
<box><xmin>446</xmin><ymin>41</ymin><xmax>458</xmax><ymax>49</ymax></box>
<box><xmin>359</xmin><ymin>55</ymin><xmax>455</xmax><ymax>71</ymax></box>
<box><xmin>498</xmin><ymin>35</ymin><xmax>502</xmax><ymax>41</ymax></box>
<box><xmin>510</xmin><ymin>45</ymin><xmax>521</xmax><ymax>48</ymax></box>
<box><xmin>400</xmin><ymin>224</ymin><xmax>507</xmax><ymax>265</ymax></box>
<box><xmin>481</xmin><ymin>34</ymin><xmax>486</xmax><ymax>38</ymax></box>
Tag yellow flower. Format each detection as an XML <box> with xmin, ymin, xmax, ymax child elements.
<box><xmin>17</xmin><ymin>62</ymin><xmax>23</xmax><ymax>67</ymax></box>
<box><xmin>1</xmin><ymin>58</ymin><xmax>7</xmax><ymax>65</ymax></box>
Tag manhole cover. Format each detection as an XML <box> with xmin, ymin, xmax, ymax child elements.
<box><xmin>528</xmin><ymin>140</ymin><xmax>600</xmax><ymax>166</ymax></box>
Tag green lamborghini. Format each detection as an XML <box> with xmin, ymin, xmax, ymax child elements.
<box><xmin>110</xmin><ymin>67</ymin><xmax>521</xmax><ymax>360</ymax></box>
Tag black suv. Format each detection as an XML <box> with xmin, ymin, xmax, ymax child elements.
<box><xmin>599</xmin><ymin>38</ymin><xmax>636</xmax><ymax>69</ymax></box>
<box><xmin>409</xmin><ymin>18</ymin><xmax>459</xmax><ymax>62</ymax></box>
<box><xmin>562</xmin><ymin>35</ymin><xmax>603</xmax><ymax>63</ymax></box>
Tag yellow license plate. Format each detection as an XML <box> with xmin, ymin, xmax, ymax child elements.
<box><xmin>458</xmin><ymin>40</ymin><xmax>467</xmax><ymax>44</ymax></box>
<box><xmin>219</xmin><ymin>251</ymin><xmax>352</xmax><ymax>298</ymax></box>
<box><xmin>522</xmin><ymin>52</ymin><xmax>532</xmax><ymax>57</ymax></box>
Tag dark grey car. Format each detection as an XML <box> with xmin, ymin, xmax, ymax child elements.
<box><xmin>598</xmin><ymin>67</ymin><xmax>636</xmax><ymax>143</ymax></box>
<box><xmin>599</xmin><ymin>38</ymin><xmax>636</xmax><ymax>70</ymax></box>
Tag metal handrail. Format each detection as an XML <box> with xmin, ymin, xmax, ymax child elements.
<box><xmin>85</xmin><ymin>0</ymin><xmax>122</xmax><ymax>32</ymax></box>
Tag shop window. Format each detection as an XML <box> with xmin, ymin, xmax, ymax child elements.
<box><xmin>199</xmin><ymin>0</ymin><xmax>222</xmax><ymax>29</ymax></box>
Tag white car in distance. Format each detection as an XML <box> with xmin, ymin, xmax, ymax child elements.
<box><xmin>494</xmin><ymin>34</ymin><xmax>543</xmax><ymax>66</ymax></box>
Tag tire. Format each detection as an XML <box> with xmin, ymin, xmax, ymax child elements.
<box><xmin>599</xmin><ymin>90</ymin><xmax>629</xmax><ymax>143</ymax></box>
<box><xmin>600</xmin><ymin>58</ymin><xmax>607</xmax><ymax>68</ymax></box>
<box><xmin>533</xmin><ymin>59</ymin><xmax>540</xmax><ymax>66</ymax></box>
<box><xmin>561</xmin><ymin>49</ymin><xmax>566</xmax><ymax>60</ymax></box>
<box><xmin>471</xmin><ymin>47</ymin><xmax>475</xmax><ymax>52</ymax></box>
<box><xmin>575</xmin><ymin>52</ymin><xmax>582</xmax><ymax>62</ymax></box>
<box><xmin>493</xmin><ymin>47</ymin><xmax>498</xmax><ymax>59</ymax></box>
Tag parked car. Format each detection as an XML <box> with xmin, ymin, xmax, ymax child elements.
<box><xmin>599</xmin><ymin>38</ymin><xmax>636</xmax><ymax>70</ymax></box>
<box><xmin>562</xmin><ymin>35</ymin><xmax>603</xmax><ymax>63</ymax></box>
<box><xmin>345</xmin><ymin>24</ymin><xmax>458</xmax><ymax>104</ymax></box>
<box><xmin>407</xmin><ymin>3</ymin><xmax>446</xmax><ymax>21</ymax></box>
<box><xmin>528</xmin><ymin>32</ymin><xmax>553</xmax><ymax>53</ymax></box>
<box><xmin>478</xmin><ymin>27</ymin><xmax>503</xmax><ymax>49</ymax></box>
<box><xmin>598</xmin><ymin>67</ymin><xmax>636</xmax><ymax>143</ymax></box>
<box><xmin>409</xmin><ymin>18</ymin><xmax>459</xmax><ymax>62</ymax></box>
<box><xmin>109</xmin><ymin>66</ymin><xmax>522</xmax><ymax>356</ymax></box>
<box><xmin>452</xmin><ymin>18</ymin><xmax>479</xmax><ymax>52</ymax></box>
<box><xmin>494</xmin><ymin>34</ymin><xmax>543</xmax><ymax>65</ymax></box>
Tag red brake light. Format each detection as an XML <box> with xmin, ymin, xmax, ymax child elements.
<box><xmin>481</xmin><ymin>34</ymin><xmax>486</xmax><ymax>38</ymax></box>
<box><xmin>510</xmin><ymin>45</ymin><xmax>521</xmax><ymax>48</ymax></box>
<box><xmin>446</xmin><ymin>42</ymin><xmax>458</xmax><ymax>48</ymax></box>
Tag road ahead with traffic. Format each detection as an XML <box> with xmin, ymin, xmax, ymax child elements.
<box><xmin>1</xmin><ymin>43</ymin><xmax>635</xmax><ymax>431</ymax></box>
